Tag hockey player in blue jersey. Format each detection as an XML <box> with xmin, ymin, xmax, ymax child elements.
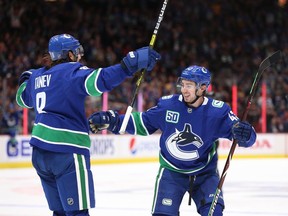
<box><xmin>88</xmin><ymin>65</ymin><xmax>257</xmax><ymax>216</ymax></box>
<box><xmin>15</xmin><ymin>33</ymin><xmax>161</xmax><ymax>216</ymax></box>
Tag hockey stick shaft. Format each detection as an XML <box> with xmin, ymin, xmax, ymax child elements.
<box><xmin>208</xmin><ymin>50</ymin><xmax>282</xmax><ymax>216</ymax></box>
<box><xmin>119</xmin><ymin>0</ymin><xmax>169</xmax><ymax>134</ymax></box>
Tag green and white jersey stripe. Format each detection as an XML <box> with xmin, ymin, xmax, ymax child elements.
<box><xmin>84</xmin><ymin>68</ymin><xmax>103</xmax><ymax>96</ymax></box>
<box><xmin>32</xmin><ymin>123</ymin><xmax>90</xmax><ymax>149</ymax></box>
<box><xmin>74</xmin><ymin>154</ymin><xmax>90</xmax><ymax>209</ymax></box>
<box><xmin>151</xmin><ymin>166</ymin><xmax>164</xmax><ymax>214</ymax></box>
<box><xmin>131</xmin><ymin>112</ymin><xmax>150</xmax><ymax>135</ymax></box>
<box><xmin>16</xmin><ymin>82</ymin><xmax>32</xmax><ymax>108</ymax></box>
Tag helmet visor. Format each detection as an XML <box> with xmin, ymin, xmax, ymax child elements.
<box><xmin>75</xmin><ymin>45</ymin><xmax>84</xmax><ymax>57</ymax></box>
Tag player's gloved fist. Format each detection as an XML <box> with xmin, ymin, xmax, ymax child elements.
<box><xmin>18</xmin><ymin>70</ymin><xmax>32</xmax><ymax>86</ymax></box>
<box><xmin>121</xmin><ymin>46</ymin><xmax>161</xmax><ymax>76</ymax></box>
<box><xmin>232</xmin><ymin>121</ymin><xmax>253</xmax><ymax>147</ymax></box>
<box><xmin>88</xmin><ymin>110</ymin><xmax>119</xmax><ymax>134</ymax></box>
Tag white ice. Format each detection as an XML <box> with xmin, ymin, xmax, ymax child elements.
<box><xmin>0</xmin><ymin>158</ymin><xmax>287</xmax><ymax>216</ymax></box>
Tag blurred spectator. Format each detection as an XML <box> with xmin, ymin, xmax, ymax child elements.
<box><xmin>0</xmin><ymin>98</ymin><xmax>20</xmax><ymax>151</ymax></box>
<box><xmin>1</xmin><ymin>0</ymin><xmax>288</xmax><ymax>134</ymax></box>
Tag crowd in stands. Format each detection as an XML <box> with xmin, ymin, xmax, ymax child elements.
<box><xmin>1</xmin><ymin>0</ymin><xmax>288</xmax><ymax>137</ymax></box>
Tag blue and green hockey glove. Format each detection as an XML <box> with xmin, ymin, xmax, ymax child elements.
<box><xmin>232</xmin><ymin>121</ymin><xmax>254</xmax><ymax>147</ymax></box>
<box><xmin>121</xmin><ymin>46</ymin><xmax>161</xmax><ymax>76</ymax></box>
<box><xmin>88</xmin><ymin>110</ymin><xmax>119</xmax><ymax>134</ymax></box>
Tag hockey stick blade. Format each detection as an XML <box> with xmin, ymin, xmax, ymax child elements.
<box><xmin>208</xmin><ymin>50</ymin><xmax>282</xmax><ymax>216</ymax></box>
<box><xmin>259</xmin><ymin>50</ymin><xmax>282</xmax><ymax>73</ymax></box>
<box><xmin>246</xmin><ymin>50</ymin><xmax>282</xmax><ymax>112</ymax></box>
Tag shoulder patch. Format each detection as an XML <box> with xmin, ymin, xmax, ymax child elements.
<box><xmin>212</xmin><ymin>99</ymin><xmax>224</xmax><ymax>108</ymax></box>
<box><xmin>80</xmin><ymin>66</ymin><xmax>89</xmax><ymax>70</ymax></box>
<box><xmin>161</xmin><ymin>95</ymin><xmax>173</xmax><ymax>100</ymax></box>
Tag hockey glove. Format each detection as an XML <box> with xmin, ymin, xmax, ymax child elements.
<box><xmin>18</xmin><ymin>70</ymin><xmax>32</xmax><ymax>86</ymax></box>
<box><xmin>232</xmin><ymin>121</ymin><xmax>253</xmax><ymax>147</ymax></box>
<box><xmin>88</xmin><ymin>110</ymin><xmax>119</xmax><ymax>134</ymax></box>
<box><xmin>121</xmin><ymin>46</ymin><xmax>161</xmax><ymax>76</ymax></box>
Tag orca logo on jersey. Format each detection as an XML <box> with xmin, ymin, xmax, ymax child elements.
<box><xmin>165</xmin><ymin>123</ymin><xmax>203</xmax><ymax>161</ymax></box>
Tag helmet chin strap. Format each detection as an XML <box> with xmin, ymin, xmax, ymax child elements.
<box><xmin>190</xmin><ymin>95</ymin><xmax>201</xmax><ymax>105</ymax></box>
<box><xmin>68</xmin><ymin>51</ymin><xmax>78</xmax><ymax>62</ymax></box>
<box><xmin>185</xmin><ymin>89</ymin><xmax>206</xmax><ymax>107</ymax></box>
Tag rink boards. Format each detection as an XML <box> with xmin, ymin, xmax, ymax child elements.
<box><xmin>0</xmin><ymin>133</ymin><xmax>287</xmax><ymax>168</ymax></box>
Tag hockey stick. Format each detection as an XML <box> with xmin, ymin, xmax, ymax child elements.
<box><xmin>119</xmin><ymin>0</ymin><xmax>169</xmax><ymax>134</ymax></box>
<box><xmin>208</xmin><ymin>50</ymin><xmax>282</xmax><ymax>216</ymax></box>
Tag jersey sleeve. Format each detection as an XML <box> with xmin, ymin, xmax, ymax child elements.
<box><xmin>212</xmin><ymin>100</ymin><xmax>239</xmax><ymax>140</ymax></box>
<box><xmin>212</xmin><ymin>100</ymin><xmax>257</xmax><ymax>145</ymax></box>
<box><xmin>16</xmin><ymin>75</ymin><xmax>33</xmax><ymax>109</ymax></box>
<box><xmin>120</xmin><ymin>101</ymin><xmax>165</xmax><ymax>136</ymax></box>
<box><xmin>84</xmin><ymin>63</ymin><xmax>131</xmax><ymax>96</ymax></box>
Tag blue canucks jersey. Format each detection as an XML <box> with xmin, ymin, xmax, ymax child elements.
<box><xmin>122</xmin><ymin>94</ymin><xmax>241</xmax><ymax>174</ymax></box>
<box><xmin>16</xmin><ymin>62</ymin><xmax>130</xmax><ymax>156</ymax></box>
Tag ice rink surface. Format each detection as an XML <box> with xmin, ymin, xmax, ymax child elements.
<box><xmin>0</xmin><ymin>158</ymin><xmax>287</xmax><ymax>216</ymax></box>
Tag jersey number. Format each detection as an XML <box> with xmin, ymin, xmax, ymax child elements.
<box><xmin>36</xmin><ymin>92</ymin><xmax>46</xmax><ymax>113</ymax></box>
<box><xmin>228</xmin><ymin>111</ymin><xmax>238</xmax><ymax>121</ymax></box>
